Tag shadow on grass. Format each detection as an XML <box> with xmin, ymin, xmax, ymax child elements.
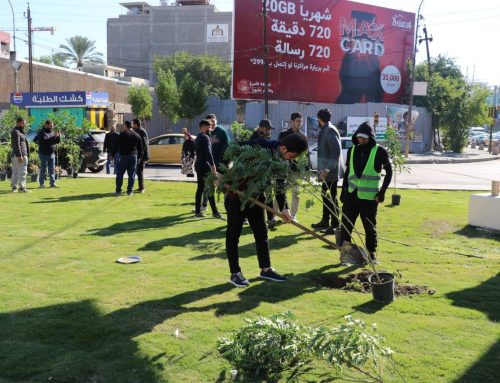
<box><xmin>352</xmin><ymin>300</ymin><xmax>388</xmax><ymax>314</ymax></box>
<box><xmin>88</xmin><ymin>213</ymin><xmax>193</xmax><ymax>237</ymax></box>
<box><xmin>454</xmin><ymin>225</ymin><xmax>500</xmax><ymax>241</ymax></box>
<box><xmin>447</xmin><ymin>273</ymin><xmax>500</xmax><ymax>382</ymax></box>
<box><xmin>0</xmin><ymin>282</ymin><xmax>233</xmax><ymax>382</ymax></box>
<box><xmin>31</xmin><ymin>192</ymin><xmax>114</xmax><ymax>203</ymax></box>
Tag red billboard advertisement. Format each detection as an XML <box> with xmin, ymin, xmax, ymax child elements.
<box><xmin>232</xmin><ymin>0</ymin><xmax>415</xmax><ymax>104</ymax></box>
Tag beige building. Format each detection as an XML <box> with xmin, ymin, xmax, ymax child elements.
<box><xmin>0</xmin><ymin>57</ymin><xmax>133</xmax><ymax>127</ymax></box>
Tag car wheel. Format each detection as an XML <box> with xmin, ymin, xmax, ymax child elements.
<box><xmin>88</xmin><ymin>166</ymin><xmax>104</xmax><ymax>173</ymax></box>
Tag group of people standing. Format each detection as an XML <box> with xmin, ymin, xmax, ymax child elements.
<box><xmin>103</xmin><ymin>118</ymin><xmax>150</xmax><ymax>196</ymax></box>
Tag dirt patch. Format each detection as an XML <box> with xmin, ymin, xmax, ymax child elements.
<box><xmin>315</xmin><ymin>269</ymin><xmax>436</xmax><ymax>297</ymax></box>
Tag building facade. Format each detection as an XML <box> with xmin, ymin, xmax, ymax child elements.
<box><xmin>107</xmin><ymin>2</ymin><xmax>232</xmax><ymax>82</ymax></box>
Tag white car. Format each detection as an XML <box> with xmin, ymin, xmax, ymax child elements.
<box><xmin>309</xmin><ymin>137</ymin><xmax>353</xmax><ymax>170</ymax></box>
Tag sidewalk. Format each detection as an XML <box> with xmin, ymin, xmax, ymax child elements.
<box><xmin>407</xmin><ymin>147</ymin><xmax>500</xmax><ymax>164</ymax></box>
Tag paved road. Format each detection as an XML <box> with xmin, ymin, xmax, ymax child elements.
<box><xmin>81</xmin><ymin>160</ymin><xmax>500</xmax><ymax>191</ymax></box>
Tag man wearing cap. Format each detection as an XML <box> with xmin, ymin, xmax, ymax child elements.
<box><xmin>339</xmin><ymin>122</ymin><xmax>392</xmax><ymax>264</ymax></box>
<box><xmin>250</xmin><ymin>119</ymin><xmax>274</xmax><ymax>139</ymax></box>
<box><xmin>311</xmin><ymin>108</ymin><xmax>344</xmax><ymax>234</ymax></box>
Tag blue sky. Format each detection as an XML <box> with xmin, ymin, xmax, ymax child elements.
<box><xmin>2</xmin><ymin>0</ymin><xmax>499</xmax><ymax>85</ymax></box>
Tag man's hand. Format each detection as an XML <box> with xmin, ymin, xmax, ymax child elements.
<box><xmin>319</xmin><ymin>169</ymin><xmax>329</xmax><ymax>180</ymax></box>
<box><xmin>17</xmin><ymin>157</ymin><xmax>23</xmax><ymax>164</ymax></box>
<box><xmin>211</xmin><ymin>165</ymin><xmax>217</xmax><ymax>174</ymax></box>
<box><xmin>281</xmin><ymin>209</ymin><xmax>292</xmax><ymax>223</ymax></box>
<box><xmin>375</xmin><ymin>191</ymin><xmax>385</xmax><ymax>203</ymax></box>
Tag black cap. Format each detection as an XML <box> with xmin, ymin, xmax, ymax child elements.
<box><xmin>259</xmin><ymin>119</ymin><xmax>274</xmax><ymax>129</ymax></box>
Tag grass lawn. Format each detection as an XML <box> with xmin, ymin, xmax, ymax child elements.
<box><xmin>0</xmin><ymin>178</ymin><xmax>499</xmax><ymax>383</ymax></box>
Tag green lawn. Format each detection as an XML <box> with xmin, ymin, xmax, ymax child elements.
<box><xmin>0</xmin><ymin>178</ymin><xmax>498</xmax><ymax>383</ymax></box>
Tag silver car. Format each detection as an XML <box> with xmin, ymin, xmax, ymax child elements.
<box><xmin>308</xmin><ymin>137</ymin><xmax>353</xmax><ymax>170</ymax></box>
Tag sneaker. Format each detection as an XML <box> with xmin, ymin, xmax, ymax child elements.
<box><xmin>267</xmin><ymin>219</ymin><xmax>277</xmax><ymax>229</ymax></box>
<box><xmin>134</xmin><ymin>188</ymin><xmax>145</xmax><ymax>194</ymax></box>
<box><xmin>369</xmin><ymin>253</ymin><xmax>380</xmax><ymax>265</ymax></box>
<box><xmin>50</xmin><ymin>184</ymin><xmax>60</xmax><ymax>188</ymax></box>
<box><xmin>127</xmin><ymin>191</ymin><xmax>134</xmax><ymax>196</ymax></box>
<box><xmin>194</xmin><ymin>212</ymin><xmax>205</xmax><ymax>218</ymax></box>
<box><xmin>12</xmin><ymin>188</ymin><xmax>18</xmax><ymax>193</ymax></box>
<box><xmin>39</xmin><ymin>184</ymin><xmax>46</xmax><ymax>188</ymax></box>
<box><xmin>243</xmin><ymin>218</ymin><xmax>249</xmax><ymax>225</ymax></box>
<box><xmin>320</xmin><ymin>226</ymin><xmax>338</xmax><ymax>235</ymax></box>
<box><xmin>291</xmin><ymin>215</ymin><xmax>298</xmax><ymax>223</ymax></box>
<box><xmin>19</xmin><ymin>189</ymin><xmax>31</xmax><ymax>193</ymax></box>
<box><xmin>259</xmin><ymin>268</ymin><xmax>287</xmax><ymax>282</ymax></box>
<box><xmin>229</xmin><ymin>272</ymin><xmax>250</xmax><ymax>288</ymax></box>
<box><xmin>201</xmin><ymin>205</ymin><xmax>208</xmax><ymax>212</ymax></box>
<box><xmin>213</xmin><ymin>213</ymin><xmax>226</xmax><ymax>221</ymax></box>
<box><xmin>114</xmin><ymin>192</ymin><xmax>121</xmax><ymax>197</ymax></box>
<box><xmin>311</xmin><ymin>220</ymin><xmax>329</xmax><ymax>229</ymax></box>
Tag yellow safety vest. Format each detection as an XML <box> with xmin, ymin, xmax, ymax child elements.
<box><xmin>347</xmin><ymin>145</ymin><xmax>381</xmax><ymax>200</ymax></box>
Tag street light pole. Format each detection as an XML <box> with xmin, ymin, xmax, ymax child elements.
<box><xmin>7</xmin><ymin>0</ymin><xmax>19</xmax><ymax>92</ymax></box>
<box><xmin>262</xmin><ymin>0</ymin><xmax>269</xmax><ymax>119</ymax></box>
<box><xmin>405</xmin><ymin>0</ymin><xmax>425</xmax><ymax>158</ymax></box>
<box><xmin>27</xmin><ymin>3</ymin><xmax>33</xmax><ymax>92</ymax></box>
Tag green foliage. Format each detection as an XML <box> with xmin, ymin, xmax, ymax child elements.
<box><xmin>154</xmin><ymin>51</ymin><xmax>231</xmax><ymax>98</ymax></box>
<box><xmin>218</xmin><ymin>312</ymin><xmax>312</xmax><ymax>382</ymax></box>
<box><xmin>206</xmin><ymin>144</ymin><xmax>310</xmax><ymax>209</ymax></box>
<box><xmin>34</xmin><ymin>54</ymin><xmax>68</xmax><ymax>68</ymax></box>
<box><xmin>58</xmin><ymin>35</ymin><xmax>104</xmax><ymax>68</ymax></box>
<box><xmin>0</xmin><ymin>145</ymin><xmax>11</xmax><ymax>172</ymax></box>
<box><xmin>47</xmin><ymin>111</ymin><xmax>91</xmax><ymax>144</ymax></box>
<box><xmin>156</xmin><ymin>68</ymin><xmax>181</xmax><ymax>123</ymax></box>
<box><xmin>385</xmin><ymin>126</ymin><xmax>409</xmax><ymax>193</ymax></box>
<box><xmin>230</xmin><ymin>121</ymin><xmax>253</xmax><ymax>142</ymax></box>
<box><xmin>0</xmin><ymin>106</ymin><xmax>34</xmax><ymax>141</ymax></box>
<box><xmin>218</xmin><ymin>313</ymin><xmax>394</xmax><ymax>382</ymax></box>
<box><xmin>63</xmin><ymin>142</ymin><xmax>83</xmax><ymax>173</ymax></box>
<box><xmin>178</xmin><ymin>73</ymin><xmax>208</xmax><ymax>123</ymax></box>
<box><xmin>128</xmin><ymin>85</ymin><xmax>153</xmax><ymax>122</ymax></box>
<box><xmin>412</xmin><ymin>55</ymin><xmax>490</xmax><ymax>152</ymax></box>
<box><xmin>154</xmin><ymin>52</ymin><xmax>230</xmax><ymax>127</ymax></box>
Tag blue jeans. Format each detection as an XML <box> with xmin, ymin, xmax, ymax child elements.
<box><xmin>106</xmin><ymin>153</ymin><xmax>120</xmax><ymax>174</ymax></box>
<box><xmin>116</xmin><ymin>154</ymin><xmax>137</xmax><ymax>193</ymax></box>
<box><xmin>39</xmin><ymin>153</ymin><xmax>56</xmax><ymax>186</ymax></box>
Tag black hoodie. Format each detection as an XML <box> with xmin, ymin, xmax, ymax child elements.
<box><xmin>341</xmin><ymin>122</ymin><xmax>392</xmax><ymax>196</ymax></box>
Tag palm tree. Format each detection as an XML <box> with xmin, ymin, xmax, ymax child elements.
<box><xmin>58</xmin><ymin>35</ymin><xmax>104</xmax><ymax>69</ymax></box>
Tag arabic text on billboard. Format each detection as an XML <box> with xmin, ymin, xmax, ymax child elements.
<box><xmin>232</xmin><ymin>0</ymin><xmax>415</xmax><ymax>104</ymax></box>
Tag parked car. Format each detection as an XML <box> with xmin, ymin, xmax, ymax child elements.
<box><xmin>148</xmin><ymin>133</ymin><xmax>185</xmax><ymax>164</ymax></box>
<box><xmin>27</xmin><ymin>129</ymin><xmax>107</xmax><ymax>173</ymax></box>
<box><xmin>309</xmin><ymin>137</ymin><xmax>353</xmax><ymax>170</ymax></box>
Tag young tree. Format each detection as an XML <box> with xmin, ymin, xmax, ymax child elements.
<box><xmin>127</xmin><ymin>85</ymin><xmax>153</xmax><ymax>125</ymax></box>
<box><xmin>155</xmin><ymin>68</ymin><xmax>180</xmax><ymax>123</ymax></box>
<box><xmin>178</xmin><ymin>73</ymin><xmax>207</xmax><ymax>130</ymax></box>
<box><xmin>58</xmin><ymin>35</ymin><xmax>104</xmax><ymax>69</ymax></box>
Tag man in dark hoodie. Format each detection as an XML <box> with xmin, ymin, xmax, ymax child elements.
<box><xmin>340</xmin><ymin>122</ymin><xmax>392</xmax><ymax>263</ymax></box>
<box><xmin>132</xmin><ymin>118</ymin><xmax>149</xmax><ymax>193</ymax></box>
<box><xmin>34</xmin><ymin>120</ymin><xmax>60</xmax><ymax>188</ymax></box>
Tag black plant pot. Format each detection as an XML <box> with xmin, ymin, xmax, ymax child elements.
<box><xmin>392</xmin><ymin>194</ymin><xmax>401</xmax><ymax>206</ymax></box>
<box><xmin>0</xmin><ymin>173</ymin><xmax>6</xmax><ymax>181</ymax></box>
<box><xmin>369</xmin><ymin>272</ymin><xmax>395</xmax><ymax>304</ymax></box>
<box><xmin>72</xmin><ymin>172</ymin><xmax>78</xmax><ymax>179</ymax></box>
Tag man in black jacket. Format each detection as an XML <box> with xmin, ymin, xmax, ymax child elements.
<box><xmin>34</xmin><ymin>120</ymin><xmax>60</xmax><ymax>188</ymax></box>
<box><xmin>132</xmin><ymin>118</ymin><xmax>149</xmax><ymax>193</ymax></box>
<box><xmin>104</xmin><ymin>124</ymin><xmax>120</xmax><ymax>175</ymax></box>
<box><xmin>340</xmin><ymin>122</ymin><xmax>392</xmax><ymax>263</ymax></box>
<box><xmin>225</xmin><ymin>133</ymin><xmax>308</xmax><ymax>288</ymax></box>
<box><xmin>115</xmin><ymin>120</ymin><xmax>143</xmax><ymax>196</ymax></box>
<box><xmin>10</xmin><ymin>118</ymin><xmax>30</xmax><ymax>193</ymax></box>
<box><xmin>194</xmin><ymin>119</ymin><xmax>223</xmax><ymax>219</ymax></box>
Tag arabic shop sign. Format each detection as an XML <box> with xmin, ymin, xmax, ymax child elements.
<box><xmin>232</xmin><ymin>0</ymin><xmax>415</xmax><ymax>104</ymax></box>
<box><xmin>86</xmin><ymin>91</ymin><xmax>110</xmax><ymax>106</ymax></box>
<box><xmin>10</xmin><ymin>91</ymin><xmax>87</xmax><ymax>108</ymax></box>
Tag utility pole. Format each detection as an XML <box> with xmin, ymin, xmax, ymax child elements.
<box><xmin>7</xmin><ymin>0</ymin><xmax>20</xmax><ymax>92</ymax></box>
<box><xmin>27</xmin><ymin>4</ymin><xmax>33</xmax><ymax>92</ymax></box>
<box><xmin>419</xmin><ymin>25</ymin><xmax>436</xmax><ymax>149</ymax></box>
<box><xmin>489</xmin><ymin>86</ymin><xmax>498</xmax><ymax>154</ymax></box>
<box><xmin>405</xmin><ymin>0</ymin><xmax>425</xmax><ymax>158</ymax></box>
<box><xmin>262</xmin><ymin>0</ymin><xmax>269</xmax><ymax>119</ymax></box>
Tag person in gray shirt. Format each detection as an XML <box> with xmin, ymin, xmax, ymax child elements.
<box><xmin>311</xmin><ymin>108</ymin><xmax>344</xmax><ymax>234</ymax></box>
<box><xmin>10</xmin><ymin>117</ymin><xmax>30</xmax><ymax>193</ymax></box>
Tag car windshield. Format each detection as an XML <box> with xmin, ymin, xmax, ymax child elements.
<box><xmin>89</xmin><ymin>131</ymin><xmax>106</xmax><ymax>142</ymax></box>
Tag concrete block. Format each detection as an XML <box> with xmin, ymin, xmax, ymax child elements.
<box><xmin>468</xmin><ymin>194</ymin><xmax>500</xmax><ymax>231</ymax></box>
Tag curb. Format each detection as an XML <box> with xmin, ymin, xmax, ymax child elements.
<box><xmin>407</xmin><ymin>155</ymin><xmax>500</xmax><ymax>165</ymax></box>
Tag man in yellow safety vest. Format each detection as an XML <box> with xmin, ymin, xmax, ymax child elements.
<box><xmin>339</xmin><ymin>122</ymin><xmax>392</xmax><ymax>264</ymax></box>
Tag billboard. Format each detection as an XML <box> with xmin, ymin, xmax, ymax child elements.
<box><xmin>10</xmin><ymin>91</ymin><xmax>87</xmax><ymax>108</ymax></box>
<box><xmin>386</xmin><ymin>106</ymin><xmax>421</xmax><ymax>142</ymax></box>
<box><xmin>232</xmin><ymin>0</ymin><xmax>415</xmax><ymax>104</ymax></box>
